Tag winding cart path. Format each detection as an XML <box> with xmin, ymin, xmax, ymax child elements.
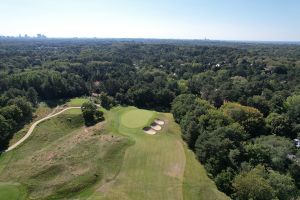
<box><xmin>5</xmin><ymin>107</ymin><xmax>81</xmax><ymax>152</ymax></box>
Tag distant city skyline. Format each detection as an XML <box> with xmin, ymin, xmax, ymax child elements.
<box><xmin>0</xmin><ymin>0</ymin><xmax>299</xmax><ymax>41</ymax></box>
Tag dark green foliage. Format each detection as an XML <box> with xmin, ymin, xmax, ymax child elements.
<box><xmin>81</xmin><ymin>101</ymin><xmax>104</xmax><ymax>126</ymax></box>
<box><xmin>99</xmin><ymin>92</ymin><xmax>115</xmax><ymax>110</ymax></box>
<box><xmin>247</xmin><ymin>95</ymin><xmax>270</xmax><ymax>116</ymax></box>
<box><xmin>254</xmin><ymin>135</ymin><xmax>294</xmax><ymax>171</ymax></box>
<box><xmin>232</xmin><ymin>166</ymin><xmax>276</xmax><ymax>200</ymax></box>
<box><xmin>285</xmin><ymin>95</ymin><xmax>300</xmax><ymax>135</ymax></box>
<box><xmin>214</xmin><ymin>168</ymin><xmax>235</xmax><ymax>195</ymax></box>
<box><xmin>221</xmin><ymin>103</ymin><xmax>265</xmax><ymax>137</ymax></box>
<box><xmin>8</xmin><ymin>97</ymin><xmax>33</xmax><ymax>121</ymax></box>
<box><xmin>267</xmin><ymin>171</ymin><xmax>298</xmax><ymax>200</ymax></box>
<box><xmin>0</xmin><ymin>115</ymin><xmax>11</xmax><ymax>144</ymax></box>
<box><xmin>26</xmin><ymin>87</ymin><xmax>38</xmax><ymax>107</ymax></box>
<box><xmin>266</xmin><ymin>113</ymin><xmax>292</xmax><ymax>137</ymax></box>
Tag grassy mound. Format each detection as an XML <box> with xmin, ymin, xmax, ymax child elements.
<box><xmin>0</xmin><ymin>108</ymin><xmax>130</xmax><ymax>199</ymax></box>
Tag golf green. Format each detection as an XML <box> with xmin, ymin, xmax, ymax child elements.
<box><xmin>120</xmin><ymin>109</ymin><xmax>155</xmax><ymax>128</ymax></box>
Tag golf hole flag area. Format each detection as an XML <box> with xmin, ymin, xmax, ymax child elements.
<box><xmin>119</xmin><ymin>108</ymin><xmax>165</xmax><ymax>135</ymax></box>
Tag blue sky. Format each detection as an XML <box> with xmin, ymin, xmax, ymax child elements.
<box><xmin>0</xmin><ymin>0</ymin><xmax>299</xmax><ymax>41</ymax></box>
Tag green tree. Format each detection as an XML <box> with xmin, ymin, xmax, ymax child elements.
<box><xmin>245</xmin><ymin>143</ymin><xmax>271</xmax><ymax>166</ymax></box>
<box><xmin>233</xmin><ymin>166</ymin><xmax>276</xmax><ymax>200</ymax></box>
<box><xmin>81</xmin><ymin>101</ymin><xmax>104</xmax><ymax>126</ymax></box>
<box><xmin>267</xmin><ymin>171</ymin><xmax>298</xmax><ymax>200</ymax></box>
<box><xmin>285</xmin><ymin>95</ymin><xmax>300</xmax><ymax>135</ymax></box>
<box><xmin>0</xmin><ymin>105</ymin><xmax>23</xmax><ymax>124</ymax></box>
<box><xmin>99</xmin><ymin>92</ymin><xmax>115</xmax><ymax>110</ymax></box>
<box><xmin>8</xmin><ymin>97</ymin><xmax>33</xmax><ymax>121</ymax></box>
<box><xmin>254</xmin><ymin>135</ymin><xmax>294</xmax><ymax>171</ymax></box>
<box><xmin>221</xmin><ymin>102</ymin><xmax>265</xmax><ymax>137</ymax></box>
<box><xmin>26</xmin><ymin>87</ymin><xmax>38</xmax><ymax>107</ymax></box>
<box><xmin>0</xmin><ymin>114</ymin><xmax>11</xmax><ymax>144</ymax></box>
<box><xmin>214</xmin><ymin>168</ymin><xmax>235</xmax><ymax>194</ymax></box>
<box><xmin>247</xmin><ymin>95</ymin><xmax>270</xmax><ymax>116</ymax></box>
<box><xmin>266</xmin><ymin>113</ymin><xmax>292</xmax><ymax>137</ymax></box>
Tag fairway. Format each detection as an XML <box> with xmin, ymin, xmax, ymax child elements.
<box><xmin>88</xmin><ymin>107</ymin><xmax>228</xmax><ymax>200</ymax></box>
<box><xmin>120</xmin><ymin>108</ymin><xmax>154</xmax><ymax>128</ymax></box>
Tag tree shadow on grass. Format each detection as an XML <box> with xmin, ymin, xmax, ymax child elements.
<box><xmin>44</xmin><ymin>99</ymin><xmax>68</xmax><ymax>108</ymax></box>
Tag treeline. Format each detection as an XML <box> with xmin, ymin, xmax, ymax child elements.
<box><xmin>0</xmin><ymin>88</ymin><xmax>37</xmax><ymax>149</ymax></box>
<box><xmin>172</xmin><ymin>94</ymin><xmax>300</xmax><ymax>199</ymax></box>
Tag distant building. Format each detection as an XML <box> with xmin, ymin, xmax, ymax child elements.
<box><xmin>37</xmin><ymin>34</ymin><xmax>47</xmax><ymax>39</ymax></box>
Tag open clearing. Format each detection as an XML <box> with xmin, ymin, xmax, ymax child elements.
<box><xmin>0</xmin><ymin>105</ymin><xmax>228</xmax><ymax>200</ymax></box>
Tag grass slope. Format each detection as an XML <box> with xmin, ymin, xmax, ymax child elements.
<box><xmin>0</xmin><ymin>109</ymin><xmax>130</xmax><ymax>200</ymax></box>
<box><xmin>0</xmin><ymin>105</ymin><xmax>228</xmax><ymax>200</ymax></box>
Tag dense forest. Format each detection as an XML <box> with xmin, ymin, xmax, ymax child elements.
<box><xmin>0</xmin><ymin>38</ymin><xmax>299</xmax><ymax>199</ymax></box>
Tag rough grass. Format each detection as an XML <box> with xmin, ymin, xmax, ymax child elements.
<box><xmin>0</xmin><ymin>108</ymin><xmax>130</xmax><ymax>200</ymax></box>
<box><xmin>67</xmin><ymin>97</ymin><xmax>90</xmax><ymax>107</ymax></box>
<box><xmin>183</xmin><ymin>147</ymin><xmax>230</xmax><ymax>200</ymax></box>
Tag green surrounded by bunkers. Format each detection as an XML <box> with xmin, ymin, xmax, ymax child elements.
<box><xmin>0</xmin><ymin>100</ymin><xmax>229</xmax><ymax>200</ymax></box>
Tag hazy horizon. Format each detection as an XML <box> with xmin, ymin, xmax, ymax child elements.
<box><xmin>1</xmin><ymin>0</ymin><xmax>300</xmax><ymax>41</ymax></box>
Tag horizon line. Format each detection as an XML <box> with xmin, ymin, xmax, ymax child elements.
<box><xmin>0</xmin><ymin>35</ymin><xmax>300</xmax><ymax>44</ymax></box>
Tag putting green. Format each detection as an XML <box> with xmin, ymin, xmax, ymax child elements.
<box><xmin>120</xmin><ymin>109</ymin><xmax>155</xmax><ymax>128</ymax></box>
<box><xmin>0</xmin><ymin>183</ymin><xmax>26</xmax><ymax>200</ymax></box>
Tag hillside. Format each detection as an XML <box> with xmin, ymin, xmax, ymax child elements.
<box><xmin>0</xmin><ymin>105</ymin><xmax>228</xmax><ymax>200</ymax></box>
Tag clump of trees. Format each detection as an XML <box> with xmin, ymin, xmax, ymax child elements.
<box><xmin>0</xmin><ymin>88</ymin><xmax>35</xmax><ymax>150</ymax></box>
<box><xmin>171</xmin><ymin>94</ymin><xmax>300</xmax><ymax>199</ymax></box>
<box><xmin>81</xmin><ymin>101</ymin><xmax>104</xmax><ymax>126</ymax></box>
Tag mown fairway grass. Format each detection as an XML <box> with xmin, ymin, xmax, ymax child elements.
<box><xmin>0</xmin><ymin>182</ymin><xmax>27</xmax><ymax>200</ymax></box>
<box><xmin>88</xmin><ymin>106</ymin><xmax>229</xmax><ymax>200</ymax></box>
<box><xmin>0</xmin><ymin>104</ymin><xmax>228</xmax><ymax>200</ymax></box>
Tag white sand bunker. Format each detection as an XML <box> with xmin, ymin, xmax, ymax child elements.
<box><xmin>151</xmin><ymin>122</ymin><xmax>162</xmax><ymax>131</ymax></box>
<box><xmin>143</xmin><ymin>127</ymin><xmax>157</xmax><ymax>135</ymax></box>
<box><xmin>143</xmin><ymin>119</ymin><xmax>165</xmax><ymax>135</ymax></box>
<box><xmin>154</xmin><ymin>119</ymin><xmax>165</xmax><ymax>126</ymax></box>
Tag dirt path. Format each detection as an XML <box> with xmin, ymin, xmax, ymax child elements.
<box><xmin>5</xmin><ymin>107</ymin><xmax>81</xmax><ymax>152</ymax></box>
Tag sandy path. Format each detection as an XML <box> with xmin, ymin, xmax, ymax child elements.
<box><xmin>5</xmin><ymin>107</ymin><xmax>81</xmax><ymax>152</ymax></box>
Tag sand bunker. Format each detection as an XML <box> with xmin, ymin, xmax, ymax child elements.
<box><xmin>143</xmin><ymin>119</ymin><xmax>165</xmax><ymax>135</ymax></box>
<box><xmin>154</xmin><ymin>119</ymin><xmax>165</xmax><ymax>125</ymax></box>
<box><xmin>151</xmin><ymin>122</ymin><xmax>162</xmax><ymax>131</ymax></box>
<box><xmin>143</xmin><ymin>127</ymin><xmax>157</xmax><ymax>135</ymax></box>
